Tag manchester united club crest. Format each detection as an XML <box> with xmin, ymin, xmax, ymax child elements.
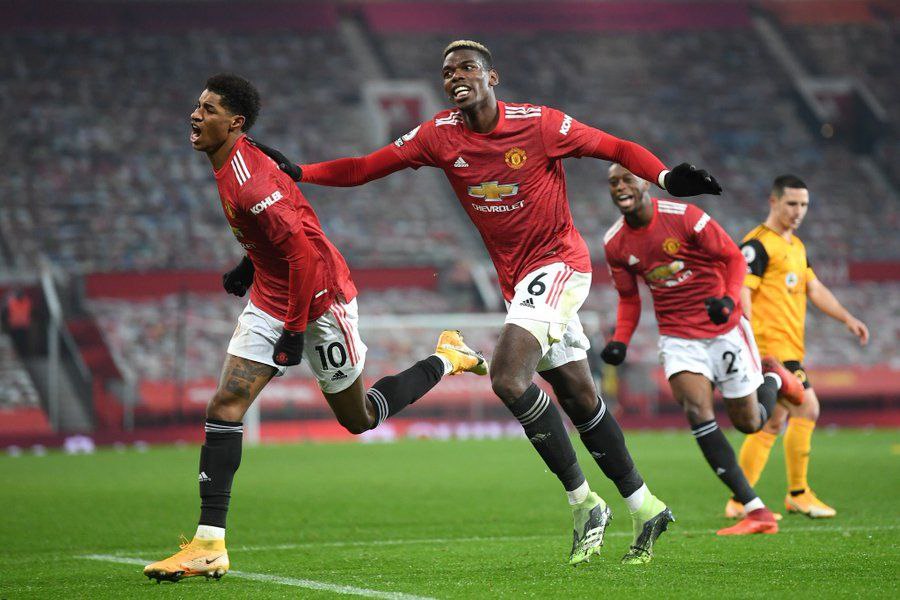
<box><xmin>662</xmin><ymin>237</ymin><xmax>681</xmax><ymax>255</ymax></box>
<box><xmin>504</xmin><ymin>147</ymin><xmax>527</xmax><ymax>170</ymax></box>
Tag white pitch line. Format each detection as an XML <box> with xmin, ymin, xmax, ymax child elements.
<box><xmin>79</xmin><ymin>554</ymin><xmax>435</xmax><ymax>600</ymax></box>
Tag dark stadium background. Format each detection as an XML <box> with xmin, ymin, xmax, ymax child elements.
<box><xmin>1</xmin><ymin>0</ymin><xmax>897</xmax><ymax>451</ymax></box>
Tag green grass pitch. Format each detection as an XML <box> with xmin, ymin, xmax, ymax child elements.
<box><xmin>1</xmin><ymin>429</ymin><xmax>897</xmax><ymax>599</ymax></box>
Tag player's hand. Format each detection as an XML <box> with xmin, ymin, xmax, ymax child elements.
<box><xmin>600</xmin><ymin>341</ymin><xmax>627</xmax><ymax>365</ymax></box>
<box><xmin>704</xmin><ymin>296</ymin><xmax>735</xmax><ymax>325</ymax></box>
<box><xmin>247</xmin><ymin>138</ymin><xmax>303</xmax><ymax>181</ymax></box>
<box><xmin>222</xmin><ymin>256</ymin><xmax>255</xmax><ymax>297</ymax></box>
<box><xmin>273</xmin><ymin>329</ymin><xmax>305</xmax><ymax>366</ymax></box>
<box><xmin>664</xmin><ymin>163</ymin><xmax>722</xmax><ymax>197</ymax></box>
<box><xmin>845</xmin><ymin>316</ymin><xmax>869</xmax><ymax>346</ymax></box>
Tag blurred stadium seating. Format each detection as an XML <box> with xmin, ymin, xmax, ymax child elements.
<box><xmin>1</xmin><ymin>0</ymin><xmax>897</xmax><ymax>441</ymax></box>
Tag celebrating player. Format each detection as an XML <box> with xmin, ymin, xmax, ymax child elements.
<box><xmin>726</xmin><ymin>175</ymin><xmax>869</xmax><ymax>520</ymax></box>
<box><xmin>252</xmin><ymin>40</ymin><xmax>725</xmax><ymax>564</ymax></box>
<box><xmin>600</xmin><ymin>164</ymin><xmax>805</xmax><ymax>536</ymax></box>
<box><xmin>143</xmin><ymin>74</ymin><xmax>487</xmax><ymax>583</ymax></box>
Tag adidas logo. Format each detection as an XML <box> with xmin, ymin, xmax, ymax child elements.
<box><xmin>331</xmin><ymin>370</ymin><xmax>347</xmax><ymax>381</ymax></box>
<box><xmin>519</xmin><ymin>297</ymin><xmax>535</xmax><ymax>308</ymax></box>
<box><xmin>198</xmin><ymin>471</ymin><xmax>211</xmax><ymax>483</ymax></box>
<box><xmin>453</xmin><ymin>156</ymin><xmax>469</xmax><ymax>168</ymax></box>
<box><xmin>628</xmin><ymin>254</ymin><xmax>640</xmax><ymax>266</ymax></box>
<box><xmin>715</xmin><ymin>467</ymin><xmax>727</xmax><ymax>476</ymax></box>
<box><xmin>741</xmin><ymin>375</ymin><xmax>749</xmax><ymax>383</ymax></box>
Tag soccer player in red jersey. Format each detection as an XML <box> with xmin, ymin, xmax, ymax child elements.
<box><xmin>600</xmin><ymin>164</ymin><xmax>805</xmax><ymax>536</ymax></box>
<box><xmin>253</xmin><ymin>40</ymin><xmax>724</xmax><ymax>564</ymax></box>
<box><xmin>143</xmin><ymin>74</ymin><xmax>487</xmax><ymax>583</ymax></box>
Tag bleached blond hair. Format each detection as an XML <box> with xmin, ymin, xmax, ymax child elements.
<box><xmin>443</xmin><ymin>40</ymin><xmax>493</xmax><ymax>68</ymax></box>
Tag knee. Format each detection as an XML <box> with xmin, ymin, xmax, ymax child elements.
<box><xmin>557</xmin><ymin>393</ymin><xmax>599</xmax><ymax>424</ymax></box>
<box><xmin>733</xmin><ymin>414</ymin><xmax>760</xmax><ymax>435</ymax></box>
<box><xmin>490</xmin><ymin>371</ymin><xmax>530</xmax><ymax>405</ymax></box>
<box><xmin>337</xmin><ymin>417</ymin><xmax>371</xmax><ymax>436</ymax></box>
<box><xmin>680</xmin><ymin>400</ymin><xmax>713</xmax><ymax>426</ymax></box>
<box><xmin>207</xmin><ymin>390</ymin><xmax>243</xmax><ymax>421</ymax></box>
<box><xmin>797</xmin><ymin>399</ymin><xmax>819</xmax><ymax>421</ymax></box>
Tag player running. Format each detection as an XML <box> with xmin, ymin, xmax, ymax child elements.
<box><xmin>726</xmin><ymin>175</ymin><xmax>869</xmax><ymax>520</ymax></box>
<box><xmin>252</xmin><ymin>40</ymin><xmax>725</xmax><ymax>564</ymax></box>
<box><xmin>143</xmin><ymin>74</ymin><xmax>487</xmax><ymax>583</ymax></box>
<box><xmin>600</xmin><ymin>164</ymin><xmax>805</xmax><ymax>536</ymax></box>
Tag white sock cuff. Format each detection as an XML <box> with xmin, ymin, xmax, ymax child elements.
<box><xmin>743</xmin><ymin>497</ymin><xmax>765</xmax><ymax>512</ymax></box>
<box><xmin>195</xmin><ymin>524</ymin><xmax>225</xmax><ymax>540</ymax></box>
<box><xmin>566</xmin><ymin>480</ymin><xmax>591</xmax><ymax>506</ymax></box>
<box><xmin>624</xmin><ymin>483</ymin><xmax>648</xmax><ymax>513</ymax></box>
<box><xmin>433</xmin><ymin>353</ymin><xmax>454</xmax><ymax>376</ymax></box>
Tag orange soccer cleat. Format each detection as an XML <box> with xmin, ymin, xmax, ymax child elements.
<box><xmin>761</xmin><ymin>357</ymin><xmax>804</xmax><ymax>406</ymax></box>
<box><xmin>716</xmin><ymin>507</ymin><xmax>779</xmax><ymax>535</ymax></box>
<box><xmin>785</xmin><ymin>489</ymin><xmax>836</xmax><ymax>518</ymax></box>
<box><xmin>724</xmin><ymin>498</ymin><xmax>782</xmax><ymax>521</ymax></box>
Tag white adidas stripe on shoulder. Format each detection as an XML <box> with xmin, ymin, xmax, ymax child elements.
<box><xmin>232</xmin><ymin>150</ymin><xmax>251</xmax><ymax>186</ymax></box>
<box><xmin>505</xmin><ymin>106</ymin><xmax>542</xmax><ymax>120</ymax></box>
<box><xmin>505</xmin><ymin>105</ymin><xmax>541</xmax><ymax>113</ymax></box>
<box><xmin>693</xmin><ymin>212</ymin><xmax>711</xmax><ymax>232</ymax></box>
<box><xmin>603</xmin><ymin>217</ymin><xmax>625</xmax><ymax>244</ymax></box>
<box><xmin>435</xmin><ymin>111</ymin><xmax>462</xmax><ymax>127</ymax></box>
<box><xmin>657</xmin><ymin>200</ymin><xmax>686</xmax><ymax>214</ymax></box>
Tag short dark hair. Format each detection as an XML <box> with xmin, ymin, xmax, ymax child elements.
<box><xmin>772</xmin><ymin>174</ymin><xmax>807</xmax><ymax>197</ymax></box>
<box><xmin>443</xmin><ymin>40</ymin><xmax>493</xmax><ymax>69</ymax></box>
<box><xmin>205</xmin><ymin>73</ymin><xmax>261</xmax><ymax>132</ymax></box>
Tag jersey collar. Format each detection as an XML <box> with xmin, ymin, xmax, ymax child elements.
<box><xmin>214</xmin><ymin>133</ymin><xmax>248</xmax><ymax>180</ymax></box>
<box><xmin>623</xmin><ymin>198</ymin><xmax>659</xmax><ymax>233</ymax></box>
<box><xmin>461</xmin><ymin>100</ymin><xmax>506</xmax><ymax>137</ymax></box>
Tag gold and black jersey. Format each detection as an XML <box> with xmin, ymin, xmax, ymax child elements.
<box><xmin>741</xmin><ymin>225</ymin><xmax>816</xmax><ymax>362</ymax></box>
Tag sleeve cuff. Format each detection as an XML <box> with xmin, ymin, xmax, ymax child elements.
<box><xmin>657</xmin><ymin>169</ymin><xmax>669</xmax><ymax>190</ymax></box>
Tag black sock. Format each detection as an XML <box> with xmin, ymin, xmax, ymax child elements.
<box><xmin>198</xmin><ymin>419</ymin><xmax>243</xmax><ymax>529</ymax></box>
<box><xmin>691</xmin><ymin>420</ymin><xmax>756</xmax><ymax>505</ymax></box>
<box><xmin>508</xmin><ymin>383</ymin><xmax>585</xmax><ymax>492</ymax></box>
<box><xmin>576</xmin><ymin>396</ymin><xmax>644</xmax><ymax>498</ymax></box>
<box><xmin>367</xmin><ymin>355</ymin><xmax>444</xmax><ymax>428</ymax></box>
<box><xmin>755</xmin><ymin>375</ymin><xmax>779</xmax><ymax>429</ymax></box>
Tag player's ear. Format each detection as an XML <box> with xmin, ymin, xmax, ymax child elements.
<box><xmin>230</xmin><ymin>114</ymin><xmax>246</xmax><ymax>133</ymax></box>
<box><xmin>488</xmin><ymin>68</ymin><xmax>499</xmax><ymax>87</ymax></box>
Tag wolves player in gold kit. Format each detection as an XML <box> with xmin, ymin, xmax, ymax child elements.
<box><xmin>726</xmin><ymin>175</ymin><xmax>869</xmax><ymax>519</ymax></box>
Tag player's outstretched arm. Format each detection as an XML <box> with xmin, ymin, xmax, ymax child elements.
<box><xmin>806</xmin><ymin>278</ymin><xmax>869</xmax><ymax>345</ymax></box>
<box><xmin>249</xmin><ymin>138</ymin><xmax>407</xmax><ymax>187</ymax></box>
<box><xmin>601</xmin><ymin>261</ymin><xmax>642</xmax><ymax>365</ymax></box>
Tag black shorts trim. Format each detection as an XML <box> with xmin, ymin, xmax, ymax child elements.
<box><xmin>782</xmin><ymin>360</ymin><xmax>811</xmax><ymax>389</ymax></box>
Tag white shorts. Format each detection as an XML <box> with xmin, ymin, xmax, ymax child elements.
<box><xmin>505</xmin><ymin>262</ymin><xmax>592</xmax><ymax>372</ymax></box>
<box><xmin>658</xmin><ymin>317</ymin><xmax>764</xmax><ymax>399</ymax></box>
<box><xmin>226</xmin><ymin>299</ymin><xmax>367</xmax><ymax>394</ymax></box>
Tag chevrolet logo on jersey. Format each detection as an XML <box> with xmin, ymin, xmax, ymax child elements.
<box><xmin>646</xmin><ymin>260</ymin><xmax>685</xmax><ymax>282</ymax></box>
<box><xmin>468</xmin><ymin>181</ymin><xmax>519</xmax><ymax>202</ymax></box>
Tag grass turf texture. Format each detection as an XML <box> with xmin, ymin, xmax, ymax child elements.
<box><xmin>1</xmin><ymin>429</ymin><xmax>897</xmax><ymax>599</ymax></box>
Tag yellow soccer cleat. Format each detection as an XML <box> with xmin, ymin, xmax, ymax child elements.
<box><xmin>785</xmin><ymin>489</ymin><xmax>836</xmax><ymax>518</ymax></box>
<box><xmin>725</xmin><ymin>498</ymin><xmax>745</xmax><ymax>520</ymax></box>
<box><xmin>143</xmin><ymin>536</ymin><xmax>229</xmax><ymax>583</ymax></box>
<box><xmin>435</xmin><ymin>330</ymin><xmax>488</xmax><ymax>376</ymax></box>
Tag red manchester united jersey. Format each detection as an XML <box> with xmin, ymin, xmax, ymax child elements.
<box><xmin>391</xmin><ymin>102</ymin><xmax>659</xmax><ymax>299</ymax></box>
<box><xmin>604</xmin><ymin>198</ymin><xmax>744</xmax><ymax>339</ymax></box>
<box><xmin>215</xmin><ymin>136</ymin><xmax>356</xmax><ymax>330</ymax></box>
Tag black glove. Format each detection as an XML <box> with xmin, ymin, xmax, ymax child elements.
<box><xmin>247</xmin><ymin>138</ymin><xmax>302</xmax><ymax>181</ymax></box>
<box><xmin>273</xmin><ymin>329</ymin><xmax>304</xmax><ymax>366</ymax></box>
<box><xmin>600</xmin><ymin>341</ymin><xmax>627</xmax><ymax>366</ymax></box>
<box><xmin>705</xmin><ymin>296</ymin><xmax>735</xmax><ymax>325</ymax></box>
<box><xmin>664</xmin><ymin>163</ymin><xmax>722</xmax><ymax>197</ymax></box>
<box><xmin>222</xmin><ymin>256</ymin><xmax>254</xmax><ymax>297</ymax></box>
